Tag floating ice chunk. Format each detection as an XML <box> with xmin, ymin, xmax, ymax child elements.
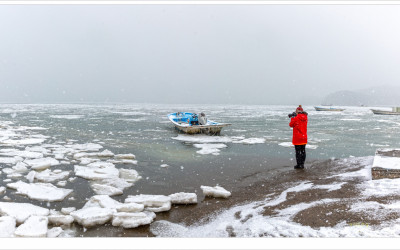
<box><xmin>173</xmin><ymin>135</ymin><xmax>233</xmax><ymax>143</ymax></box>
<box><xmin>115</xmin><ymin>154</ymin><xmax>136</xmax><ymax>160</ymax></box>
<box><xmin>1</xmin><ymin>138</ymin><xmax>46</xmax><ymax>145</ymax></box>
<box><xmin>61</xmin><ymin>207</ymin><xmax>76</xmax><ymax>215</ymax></box>
<box><xmin>0</xmin><ymin>149</ymin><xmax>43</xmax><ymax>159</ymax></box>
<box><xmin>278</xmin><ymin>142</ymin><xmax>318</xmax><ymax>149</ymax></box>
<box><xmin>25</xmin><ymin>158</ymin><xmax>60</xmax><ymax>170</ymax></box>
<box><xmin>232</xmin><ymin>138</ymin><xmax>266</xmax><ymax>144</ymax></box>
<box><xmin>0</xmin><ymin>216</ymin><xmax>16</xmax><ymax>237</ymax></box>
<box><xmin>50</xmin><ymin>115</ymin><xmax>84</xmax><ymax>119</ymax></box>
<box><xmin>83</xmin><ymin>195</ymin><xmax>120</xmax><ymax>209</ymax></box>
<box><xmin>0</xmin><ymin>157</ymin><xmax>19</xmax><ymax>165</ymax></box>
<box><xmin>112</xmin><ymin>211</ymin><xmax>156</xmax><ymax>228</ymax></box>
<box><xmin>25</xmin><ymin>146</ymin><xmax>50</xmax><ymax>155</ymax></box>
<box><xmin>47</xmin><ymin>227</ymin><xmax>63</xmax><ymax>238</ymax></box>
<box><xmin>14</xmin><ymin>216</ymin><xmax>48</xmax><ymax>237</ymax></box>
<box><xmin>0</xmin><ymin>187</ymin><xmax>5</xmax><ymax>195</ymax></box>
<box><xmin>98</xmin><ymin>150</ymin><xmax>114</xmax><ymax>157</ymax></box>
<box><xmin>7</xmin><ymin>173</ymin><xmax>22</xmax><ymax>179</ymax></box>
<box><xmin>34</xmin><ymin>169</ymin><xmax>70</xmax><ymax>183</ymax></box>
<box><xmin>54</xmin><ymin>154</ymin><xmax>65</xmax><ymax>160</ymax></box>
<box><xmin>125</xmin><ymin>195</ymin><xmax>171</xmax><ymax>212</ymax></box>
<box><xmin>79</xmin><ymin>158</ymin><xmax>100</xmax><ymax>165</ymax></box>
<box><xmin>65</xmin><ymin>143</ymin><xmax>103</xmax><ymax>152</ymax></box>
<box><xmin>48</xmin><ymin>214</ymin><xmax>74</xmax><ymax>226</ymax></box>
<box><xmin>12</xmin><ymin>162</ymin><xmax>28</xmax><ymax>173</ymax></box>
<box><xmin>160</xmin><ymin>164</ymin><xmax>169</xmax><ymax>168</ymax></box>
<box><xmin>119</xmin><ymin>169</ymin><xmax>141</xmax><ymax>183</ymax></box>
<box><xmin>56</xmin><ymin>181</ymin><xmax>67</xmax><ymax>187</ymax></box>
<box><xmin>169</xmin><ymin>192</ymin><xmax>197</xmax><ymax>204</ymax></box>
<box><xmin>201</xmin><ymin>186</ymin><xmax>231</xmax><ymax>198</ymax></box>
<box><xmin>116</xmin><ymin>203</ymin><xmax>144</xmax><ymax>213</ymax></box>
<box><xmin>91</xmin><ymin>184</ymin><xmax>123</xmax><ymax>196</ymax></box>
<box><xmin>26</xmin><ymin>171</ymin><xmax>36</xmax><ymax>183</ymax></box>
<box><xmin>107</xmin><ymin>159</ymin><xmax>138</xmax><ymax>165</ymax></box>
<box><xmin>70</xmin><ymin>207</ymin><xmax>114</xmax><ymax>228</ymax></box>
<box><xmin>0</xmin><ymin>202</ymin><xmax>49</xmax><ymax>224</ymax></box>
<box><xmin>7</xmin><ymin>181</ymin><xmax>73</xmax><ymax>202</ymax></box>
<box><xmin>193</xmin><ymin>144</ymin><xmax>227</xmax><ymax>155</ymax></box>
<box><xmin>74</xmin><ymin>162</ymin><xmax>119</xmax><ymax>180</ymax></box>
<box><xmin>2</xmin><ymin>168</ymin><xmax>15</xmax><ymax>175</ymax></box>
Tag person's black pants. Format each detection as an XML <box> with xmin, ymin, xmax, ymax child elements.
<box><xmin>295</xmin><ymin>144</ymin><xmax>306</xmax><ymax>166</ymax></box>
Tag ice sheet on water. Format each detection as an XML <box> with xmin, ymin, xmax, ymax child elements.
<box><xmin>7</xmin><ymin>181</ymin><xmax>73</xmax><ymax>202</ymax></box>
<box><xmin>112</xmin><ymin>211</ymin><xmax>156</xmax><ymax>229</ymax></box>
<box><xmin>91</xmin><ymin>184</ymin><xmax>123</xmax><ymax>196</ymax></box>
<box><xmin>193</xmin><ymin>144</ymin><xmax>227</xmax><ymax>155</ymax></box>
<box><xmin>65</xmin><ymin>143</ymin><xmax>103</xmax><ymax>152</ymax></box>
<box><xmin>47</xmin><ymin>227</ymin><xmax>63</xmax><ymax>238</ymax></box>
<box><xmin>24</xmin><ymin>157</ymin><xmax>60</xmax><ymax>170</ymax></box>
<box><xmin>172</xmin><ymin>135</ymin><xmax>233</xmax><ymax>144</ymax></box>
<box><xmin>0</xmin><ymin>202</ymin><xmax>49</xmax><ymax>224</ymax></box>
<box><xmin>34</xmin><ymin>169</ymin><xmax>70</xmax><ymax>183</ymax></box>
<box><xmin>14</xmin><ymin>216</ymin><xmax>48</xmax><ymax>237</ymax></box>
<box><xmin>278</xmin><ymin>142</ymin><xmax>318</xmax><ymax>149</ymax></box>
<box><xmin>201</xmin><ymin>186</ymin><xmax>231</xmax><ymax>198</ymax></box>
<box><xmin>0</xmin><ymin>187</ymin><xmax>5</xmax><ymax>195</ymax></box>
<box><xmin>61</xmin><ymin>207</ymin><xmax>76</xmax><ymax>215</ymax></box>
<box><xmin>70</xmin><ymin>207</ymin><xmax>114</xmax><ymax>228</ymax></box>
<box><xmin>0</xmin><ymin>149</ymin><xmax>43</xmax><ymax>159</ymax></box>
<box><xmin>48</xmin><ymin>214</ymin><xmax>74</xmax><ymax>226</ymax></box>
<box><xmin>232</xmin><ymin>138</ymin><xmax>266</xmax><ymax>144</ymax></box>
<box><xmin>0</xmin><ymin>216</ymin><xmax>16</xmax><ymax>237</ymax></box>
<box><xmin>74</xmin><ymin>162</ymin><xmax>119</xmax><ymax>180</ymax></box>
<box><xmin>0</xmin><ymin>157</ymin><xmax>20</xmax><ymax>165</ymax></box>
<box><xmin>115</xmin><ymin>154</ymin><xmax>136</xmax><ymax>159</ymax></box>
<box><xmin>50</xmin><ymin>115</ymin><xmax>84</xmax><ymax>119</ymax></box>
<box><xmin>169</xmin><ymin>192</ymin><xmax>197</xmax><ymax>204</ymax></box>
<box><xmin>125</xmin><ymin>194</ymin><xmax>171</xmax><ymax>213</ymax></box>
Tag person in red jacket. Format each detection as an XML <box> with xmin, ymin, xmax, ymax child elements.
<box><xmin>289</xmin><ymin>105</ymin><xmax>308</xmax><ymax>169</ymax></box>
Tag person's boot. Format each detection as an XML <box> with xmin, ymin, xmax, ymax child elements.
<box><xmin>294</xmin><ymin>165</ymin><xmax>302</xmax><ymax>169</ymax></box>
<box><xmin>299</xmin><ymin>164</ymin><xmax>304</xmax><ymax>169</ymax></box>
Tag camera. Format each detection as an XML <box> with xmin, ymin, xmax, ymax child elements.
<box><xmin>288</xmin><ymin>112</ymin><xmax>297</xmax><ymax>118</ymax></box>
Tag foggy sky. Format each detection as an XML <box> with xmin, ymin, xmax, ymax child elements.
<box><xmin>1</xmin><ymin>4</ymin><xmax>400</xmax><ymax>105</ymax></box>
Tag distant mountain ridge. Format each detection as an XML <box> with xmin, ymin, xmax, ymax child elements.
<box><xmin>322</xmin><ymin>86</ymin><xmax>400</xmax><ymax>106</ymax></box>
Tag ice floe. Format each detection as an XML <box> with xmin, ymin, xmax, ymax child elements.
<box><xmin>169</xmin><ymin>192</ymin><xmax>197</xmax><ymax>204</ymax></box>
<box><xmin>125</xmin><ymin>194</ymin><xmax>171</xmax><ymax>212</ymax></box>
<box><xmin>112</xmin><ymin>211</ymin><xmax>156</xmax><ymax>228</ymax></box>
<box><xmin>0</xmin><ymin>202</ymin><xmax>49</xmax><ymax>224</ymax></box>
<box><xmin>201</xmin><ymin>186</ymin><xmax>231</xmax><ymax>198</ymax></box>
<box><xmin>193</xmin><ymin>144</ymin><xmax>227</xmax><ymax>155</ymax></box>
<box><xmin>61</xmin><ymin>207</ymin><xmax>76</xmax><ymax>215</ymax></box>
<box><xmin>34</xmin><ymin>169</ymin><xmax>70</xmax><ymax>183</ymax></box>
<box><xmin>47</xmin><ymin>227</ymin><xmax>63</xmax><ymax>238</ymax></box>
<box><xmin>24</xmin><ymin>157</ymin><xmax>60</xmax><ymax>170</ymax></box>
<box><xmin>14</xmin><ymin>216</ymin><xmax>48</xmax><ymax>237</ymax></box>
<box><xmin>232</xmin><ymin>138</ymin><xmax>266</xmax><ymax>144</ymax></box>
<box><xmin>278</xmin><ymin>142</ymin><xmax>318</xmax><ymax>149</ymax></box>
<box><xmin>48</xmin><ymin>213</ymin><xmax>74</xmax><ymax>226</ymax></box>
<box><xmin>0</xmin><ymin>187</ymin><xmax>5</xmax><ymax>195</ymax></box>
<box><xmin>0</xmin><ymin>216</ymin><xmax>16</xmax><ymax>237</ymax></box>
<box><xmin>70</xmin><ymin>207</ymin><xmax>114</xmax><ymax>227</ymax></box>
<box><xmin>7</xmin><ymin>181</ymin><xmax>73</xmax><ymax>202</ymax></box>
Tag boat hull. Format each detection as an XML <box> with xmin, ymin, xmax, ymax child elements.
<box><xmin>371</xmin><ymin>109</ymin><xmax>400</xmax><ymax>115</ymax></box>
<box><xmin>314</xmin><ymin>107</ymin><xmax>345</xmax><ymax>111</ymax></box>
<box><xmin>168</xmin><ymin>112</ymin><xmax>231</xmax><ymax>135</ymax></box>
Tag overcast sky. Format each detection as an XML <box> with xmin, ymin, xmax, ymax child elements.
<box><xmin>0</xmin><ymin>4</ymin><xmax>399</xmax><ymax>104</ymax></box>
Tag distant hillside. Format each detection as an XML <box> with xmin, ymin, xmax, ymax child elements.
<box><xmin>322</xmin><ymin>86</ymin><xmax>400</xmax><ymax>106</ymax></box>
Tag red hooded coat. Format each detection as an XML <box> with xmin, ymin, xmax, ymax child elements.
<box><xmin>289</xmin><ymin>113</ymin><xmax>308</xmax><ymax>145</ymax></box>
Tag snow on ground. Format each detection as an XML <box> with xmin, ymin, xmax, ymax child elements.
<box><xmin>150</xmin><ymin>156</ymin><xmax>400</xmax><ymax>237</ymax></box>
<box><xmin>372</xmin><ymin>155</ymin><xmax>400</xmax><ymax>169</ymax></box>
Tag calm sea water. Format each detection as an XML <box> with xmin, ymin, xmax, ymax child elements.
<box><xmin>0</xmin><ymin>103</ymin><xmax>399</xmax><ymax>230</ymax></box>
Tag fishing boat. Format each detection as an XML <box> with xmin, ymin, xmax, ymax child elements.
<box><xmin>314</xmin><ymin>106</ymin><xmax>345</xmax><ymax>112</ymax></box>
<box><xmin>167</xmin><ymin>112</ymin><xmax>231</xmax><ymax>134</ymax></box>
<box><xmin>371</xmin><ymin>107</ymin><xmax>400</xmax><ymax>115</ymax></box>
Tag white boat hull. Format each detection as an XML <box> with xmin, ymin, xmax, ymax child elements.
<box><xmin>371</xmin><ymin>109</ymin><xmax>400</xmax><ymax>115</ymax></box>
